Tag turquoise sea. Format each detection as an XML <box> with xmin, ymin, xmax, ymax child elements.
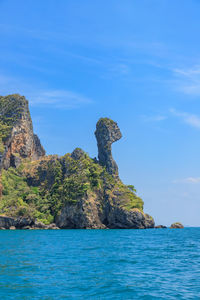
<box><xmin>0</xmin><ymin>228</ymin><xmax>200</xmax><ymax>299</ymax></box>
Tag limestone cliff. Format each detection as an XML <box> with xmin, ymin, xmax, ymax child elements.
<box><xmin>0</xmin><ymin>94</ymin><xmax>45</xmax><ymax>169</ymax></box>
<box><xmin>0</xmin><ymin>94</ymin><xmax>155</xmax><ymax>229</ymax></box>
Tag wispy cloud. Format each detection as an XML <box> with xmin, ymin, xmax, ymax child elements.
<box><xmin>170</xmin><ymin>108</ymin><xmax>200</xmax><ymax>129</ymax></box>
<box><xmin>141</xmin><ymin>114</ymin><xmax>167</xmax><ymax>122</ymax></box>
<box><xmin>0</xmin><ymin>73</ymin><xmax>92</xmax><ymax>109</ymax></box>
<box><xmin>29</xmin><ymin>90</ymin><xmax>92</xmax><ymax>109</ymax></box>
<box><xmin>173</xmin><ymin>177</ymin><xmax>200</xmax><ymax>184</ymax></box>
<box><xmin>172</xmin><ymin>65</ymin><xmax>200</xmax><ymax>95</ymax></box>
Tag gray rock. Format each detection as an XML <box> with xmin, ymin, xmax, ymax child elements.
<box><xmin>34</xmin><ymin>221</ymin><xmax>47</xmax><ymax>229</ymax></box>
<box><xmin>56</xmin><ymin>192</ymin><xmax>155</xmax><ymax>229</ymax></box>
<box><xmin>56</xmin><ymin>194</ymin><xmax>106</xmax><ymax>229</ymax></box>
<box><xmin>71</xmin><ymin>148</ymin><xmax>86</xmax><ymax>160</ymax></box>
<box><xmin>0</xmin><ymin>216</ymin><xmax>15</xmax><ymax>229</ymax></box>
<box><xmin>95</xmin><ymin>118</ymin><xmax>122</xmax><ymax>176</ymax></box>
<box><xmin>14</xmin><ymin>217</ymin><xmax>34</xmax><ymax>229</ymax></box>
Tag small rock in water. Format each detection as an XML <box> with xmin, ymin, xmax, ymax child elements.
<box><xmin>155</xmin><ymin>225</ymin><xmax>167</xmax><ymax>229</ymax></box>
<box><xmin>9</xmin><ymin>226</ymin><xmax>16</xmax><ymax>230</ymax></box>
<box><xmin>170</xmin><ymin>222</ymin><xmax>184</xmax><ymax>229</ymax></box>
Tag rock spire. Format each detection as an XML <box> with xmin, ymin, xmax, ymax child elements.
<box><xmin>0</xmin><ymin>94</ymin><xmax>45</xmax><ymax>169</ymax></box>
<box><xmin>95</xmin><ymin>117</ymin><xmax>122</xmax><ymax>176</ymax></box>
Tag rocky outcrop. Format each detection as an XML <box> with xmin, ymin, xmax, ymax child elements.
<box><xmin>155</xmin><ymin>225</ymin><xmax>167</xmax><ymax>229</ymax></box>
<box><xmin>0</xmin><ymin>216</ymin><xmax>59</xmax><ymax>229</ymax></box>
<box><xmin>0</xmin><ymin>216</ymin><xmax>33</xmax><ymax>229</ymax></box>
<box><xmin>56</xmin><ymin>191</ymin><xmax>155</xmax><ymax>229</ymax></box>
<box><xmin>71</xmin><ymin>148</ymin><xmax>86</xmax><ymax>160</ymax></box>
<box><xmin>170</xmin><ymin>222</ymin><xmax>184</xmax><ymax>229</ymax></box>
<box><xmin>0</xmin><ymin>94</ymin><xmax>45</xmax><ymax>170</ymax></box>
<box><xmin>95</xmin><ymin>118</ymin><xmax>122</xmax><ymax>176</ymax></box>
<box><xmin>0</xmin><ymin>216</ymin><xmax>15</xmax><ymax>229</ymax></box>
<box><xmin>56</xmin><ymin>192</ymin><xmax>106</xmax><ymax>229</ymax></box>
<box><xmin>104</xmin><ymin>207</ymin><xmax>154</xmax><ymax>229</ymax></box>
<box><xmin>0</xmin><ymin>96</ymin><xmax>155</xmax><ymax>229</ymax></box>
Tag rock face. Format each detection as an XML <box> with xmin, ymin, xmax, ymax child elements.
<box><xmin>0</xmin><ymin>94</ymin><xmax>45</xmax><ymax>170</ymax></box>
<box><xmin>170</xmin><ymin>222</ymin><xmax>184</xmax><ymax>229</ymax></box>
<box><xmin>0</xmin><ymin>216</ymin><xmax>33</xmax><ymax>229</ymax></box>
<box><xmin>56</xmin><ymin>192</ymin><xmax>155</xmax><ymax>229</ymax></box>
<box><xmin>95</xmin><ymin>118</ymin><xmax>122</xmax><ymax>176</ymax></box>
<box><xmin>56</xmin><ymin>193</ymin><xmax>106</xmax><ymax>229</ymax></box>
<box><xmin>0</xmin><ymin>216</ymin><xmax>59</xmax><ymax>230</ymax></box>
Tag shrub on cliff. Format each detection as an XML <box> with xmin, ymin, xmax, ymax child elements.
<box><xmin>0</xmin><ymin>150</ymin><xmax>144</xmax><ymax>223</ymax></box>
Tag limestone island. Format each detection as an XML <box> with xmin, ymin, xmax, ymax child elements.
<box><xmin>0</xmin><ymin>94</ymin><xmax>181</xmax><ymax>230</ymax></box>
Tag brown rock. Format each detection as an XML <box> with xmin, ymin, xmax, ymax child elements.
<box><xmin>155</xmin><ymin>225</ymin><xmax>167</xmax><ymax>229</ymax></box>
<box><xmin>170</xmin><ymin>222</ymin><xmax>184</xmax><ymax>229</ymax></box>
<box><xmin>0</xmin><ymin>94</ymin><xmax>45</xmax><ymax>170</ymax></box>
<box><xmin>46</xmin><ymin>223</ymin><xmax>60</xmax><ymax>229</ymax></box>
<box><xmin>9</xmin><ymin>226</ymin><xmax>16</xmax><ymax>230</ymax></box>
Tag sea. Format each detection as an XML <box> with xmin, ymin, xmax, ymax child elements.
<box><xmin>0</xmin><ymin>228</ymin><xmax>199</xmax><ymax>299</ymax></box>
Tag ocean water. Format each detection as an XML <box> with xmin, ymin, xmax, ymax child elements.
<box><xmin>0</xmin><ymin>228</ymin><xmax>200</xmax><ymax>299</ymax></box>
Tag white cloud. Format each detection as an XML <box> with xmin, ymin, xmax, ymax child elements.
<box><xmin>170</xmin><ymin>108</ymin><xmax>200</xmax><ymax>129</ymax></box>
<box><xmin>29</xmin><ymin>90</ymin><xmax>92</xmax><ymax>109</ymax></box>
<box><xmin>173</xmin><ymin>177</ymin><xmax>200</xmax><ymax>184</ymax></box>
<box><xmin>0</xmin><ymin>73</ymin><xmax>92</xmax><ymax>109</ymax></box>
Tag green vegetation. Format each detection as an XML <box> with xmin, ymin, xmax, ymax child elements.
<box><xmin>1</xmin><ymin>167</ymin><xmax>53</xmax><ymax>224</ymax></box>
<box><xmin>96</xmin><ymin>117</ymin><xmax>116</xmax><ymax>127</ymax></box>
<box><xmin>0</xmin><ymin>95</ymin><xmax>145</xmax><ymax>227</ymax></box>
<box><xmin>0</xmin><ymin>94</ymin><xmax>28</xmax><ymax>153</ymax></box>
<box><xmin>0</xmin><ymin>148</ymin><xmax>143</xmax><ymax>222</ymax></box>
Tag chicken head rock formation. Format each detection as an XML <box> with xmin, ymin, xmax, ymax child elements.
<box><xmin>0</xmin><ymin>94</ymin><xmax>155</xmax><ymax>229</ymax></box>
<box><xmin>95</xmin><ymin>118</ymin><xmax>122</xmax><ymax>177</ymax></box>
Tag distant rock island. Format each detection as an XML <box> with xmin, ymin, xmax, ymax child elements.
<box><xmin>0</xmin><ymin>94</ymin><xmax>182</xmax><ymax>230</ymax></box>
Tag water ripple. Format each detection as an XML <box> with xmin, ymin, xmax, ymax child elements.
<box><xmin>0</xmin><ymin>228</ymin><xmax>199</xmax><ymax>299</ymax></box>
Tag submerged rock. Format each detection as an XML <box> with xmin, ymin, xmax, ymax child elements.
<box><xmin>95</xmin><ymin>118</ymin><xmax>122</xmax><ymax>177</ymax></box>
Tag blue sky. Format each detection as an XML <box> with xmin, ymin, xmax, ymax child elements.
<box><xmin>1</xmin><ymin>0</ymin><xmax>200</xmax><ymax>226</ymax></box>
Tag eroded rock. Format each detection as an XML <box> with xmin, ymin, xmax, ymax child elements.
<box><xmin>95</xmin><ymin>118</ymin><xmax>122</xmax><ymax>176</ymax></box>
<box><xmin>56</xmin><ymin>192</ymin><xmax>155</xmax><ymax>229</ymax></box>
<box><xmin>155</xmin><ymin>225</ymin><xmax>167</xmax><ymax>229</ymax></box>
<box><xmin>0</xmin><ymin>94</ymin><xmax>45</xmax><ymax>170</ymax></box>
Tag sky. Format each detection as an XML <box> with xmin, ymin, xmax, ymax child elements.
<box><xmin>1</xmin><ymin>0</ymin><xmax>200</xmax><ymax>226</ymax></box>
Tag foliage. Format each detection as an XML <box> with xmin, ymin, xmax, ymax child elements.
<box><xmin>127</xmin><ymin>185</ymin><xmax>137</xmax><ymax>193</ymax></box>
<box><xmin>0</xmin><ymin>167</ymin><xmax>53</xmax><ymax>224</ymax></box>
<box><xmin>0</xmin><ymin>94</ymin><xmax>29</xmax><ymax>153</ymax></box>
<box><xmin>0</xmin><ymin>149</ymin><xmax>144</xmax><ymax>222</ymax></box>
